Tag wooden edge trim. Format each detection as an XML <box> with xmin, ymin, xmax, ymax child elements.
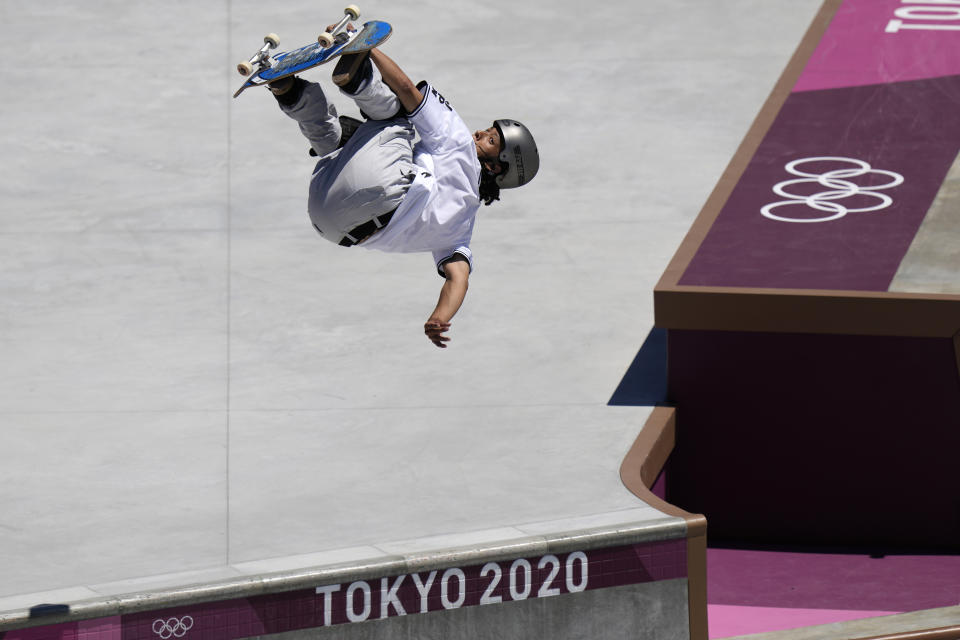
<box><xmin>856</xmin><ymin>625</ymin><xmax>960</xmax><ymax>640</ymax></box>
<box><xmin>657</xmin><ymin>0</ymin><xmax>843</xmax><ymax>290</ymax></box>
<box><xmin>657</xmin><ymin>285</ymin><xmax>960</xmax><ymax>305</ymax></box>
<box><xmin>654</xmin><ymin>288</ymin><xmax>960</xmax><ymax>338</ymax></box>
<box><xmin>620</xmin><ymin>406</ymin><xmax>708</xmax><ymax>640</ymax></box>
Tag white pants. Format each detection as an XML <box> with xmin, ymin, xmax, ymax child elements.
<box><xmin>279</xmin><ymin>66</ymin><xmax>418</xmax><ymax>243</ymax></box>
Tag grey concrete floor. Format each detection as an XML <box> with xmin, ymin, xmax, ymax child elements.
<box><xmin>0</xmin><ymin>0</ymin><xmax>822</xmax><ymax>610</ymax></box>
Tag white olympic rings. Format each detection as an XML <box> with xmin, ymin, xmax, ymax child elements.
<box><xmin>152</xmin><ymin>616</ymin><xmax>194</xmax><ymax>639</ymax></box>
<box><xmin>761</xmin><ymin>156</ymin><xmax>904</xmax><ymax>223</ymax></box>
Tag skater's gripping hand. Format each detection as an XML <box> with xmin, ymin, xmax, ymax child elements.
<box><xmin>424</xmin><ymin>319</ymin><xmax>452</xmax><ymax>348</ymax></box>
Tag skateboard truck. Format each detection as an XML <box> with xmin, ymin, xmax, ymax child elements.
<box><xmin>318</xmin><ymin>5</ymin><xmax>360</xmax><ymax>47</ymax></box>
<box><xmin>237</xmin><ymin>33</ymin><xmax>280</xmax><ymax>76</ymax></box>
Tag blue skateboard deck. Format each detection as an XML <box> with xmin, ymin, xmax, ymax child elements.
<box><xmin>233</xmin><ymin>20</ymin><xmax>392</xmax><ymax>98</ymax></box>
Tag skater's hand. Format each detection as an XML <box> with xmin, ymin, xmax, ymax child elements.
<box><xmin>424</xmin><ymin>319</ymin><xmax>452</xmax><ymax>348</ymax></box>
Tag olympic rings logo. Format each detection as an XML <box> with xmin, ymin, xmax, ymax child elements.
<box><xmin>152</xmin><ymin>616</ymin><xmax>194</xmax><ymax>639</ymax></box>
<box><xmin>761</xmin><ymin>156</ymin><xmax>904</xmax><ymax>223</ymax></box>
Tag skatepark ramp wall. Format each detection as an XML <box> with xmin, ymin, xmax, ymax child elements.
<box><xmin>0</xmin><ymin>429</ymin><xmax>707</xmax><ymax>640</ymax></box>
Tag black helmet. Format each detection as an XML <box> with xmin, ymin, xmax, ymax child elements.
<box><xmin>493</xmin><ymin>119</ymin><xmax>540</xmax><ymax>189</ymax></box>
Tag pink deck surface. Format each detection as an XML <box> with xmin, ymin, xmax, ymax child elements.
<box><xmin>794</xmin><ymin>0</ymin><xmax>960</xmax><ymax>92</ymax></box>
<box><xmin>708</xmin><ymin>604</ymin><xmax>901</xmax><ymax>638</ymax></box>
<box><xmin>705</xmin><ymin>548</ymin><xmax>960</xmax><ymax>637</ymax></box>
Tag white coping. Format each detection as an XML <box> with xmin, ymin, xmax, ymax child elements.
<box><xmin>0</xmin><ymin>0</ymin><xmax>824</xmax><ymax>626</ymax></box>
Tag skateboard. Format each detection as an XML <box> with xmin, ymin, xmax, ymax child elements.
<box><xmin>233</xmin><ymin>5</ymin><xmax>392</xmax><ymax>98</ymax></box>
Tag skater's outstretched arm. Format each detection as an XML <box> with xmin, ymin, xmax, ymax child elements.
<box><xmin>369</xmin><ymin>49</ymin><xmax>423</xmax><ymax>113</ymax></box>
<box><xmin>424</xmin><ymin>258</ymin><xmax>469</xmax><ymax>348</ymax></box>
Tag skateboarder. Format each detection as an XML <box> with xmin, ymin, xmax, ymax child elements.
<box><xmin>267</xmin><ymin>45</ymin><xmax>539</xmax><ymax>348</ymax></box>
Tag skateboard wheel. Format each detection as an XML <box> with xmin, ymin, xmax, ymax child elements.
<box><xmin>237</xmin><ymin>61</ymin><xmax>254</xmax><ymax>75</ymax></box>
<box><xmin>264</xmin><ymin>33</ymin><xmax>279</xmax><ymax>47</ymax></box>
<box><xmin>344</xmin><ymin>5</ymin><xmax>360</xmax><ymax>20</ymax></box>
<box><xmin>318</xmin><ymin>31</ymin><xmax>334</xmax><ymax>47</ymax></box>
